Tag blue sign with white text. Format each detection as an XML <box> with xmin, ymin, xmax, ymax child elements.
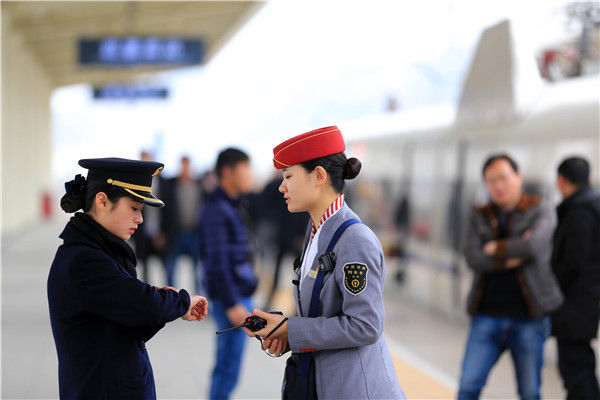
<box><xmin>93</xmin><ymin>85</ymin><xmax>169</xmax><ymax>100</ymax></box>
<box><xmin>79</xmin><ymin>37</ymin><xmax>203</xmax><ymax>66</ymax></box>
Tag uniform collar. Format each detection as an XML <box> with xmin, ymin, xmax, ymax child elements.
<box><xmin>61</xmin><ymin>212</ymin><xmax>137</xmax><ymax>277</ymax></box>
<box><xmin>311</xmin><ymin>194</ymin><xmax>345</xmax><ymax>239</ymax></box>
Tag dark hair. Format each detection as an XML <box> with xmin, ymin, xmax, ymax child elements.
<box><xmin>300</xmin><ymin>152</ymin><xmax>362</xmax><ymax>193</ymax></box>
<box><xmin>60</xmin><ymin>175</ymin><xmax>131</xmax><ymax>213</ymax></box>
<box><xmin>482</xmin><ymin>153</ymin><xmax>519</xmax><ymax>176</ymax></box>
<box><xmin>558</xmin><ymin>156</ymin><xmax>590</xmax><ymax>186</ymax></box>
<box><xmin>215</xmin><ymin>148</ymin><xmax>250</xmax><ymax>178</ymax></box>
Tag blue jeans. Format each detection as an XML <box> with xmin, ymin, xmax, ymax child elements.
<box><xmin>458</xmin><ymin>314</ymin><xmax>550</xmax><ymax>400</ymax></box>
<box><xmin>165</xmin><ymin>231</ymin><xmax>202</xmax><ymax>293</ymax></box>
<box><xmin>209</xmin><ymin>297</ymin><xmax>252</xmax><ymax>400</ymax></box>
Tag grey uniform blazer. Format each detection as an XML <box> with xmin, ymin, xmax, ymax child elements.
<box><xmin>287</xmin><ymin>204</ymin><xmax>405</xmax><ymax>400</ymax></box>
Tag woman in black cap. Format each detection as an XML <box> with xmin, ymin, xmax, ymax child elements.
<box><xmin>47</xmin><ymin>158</ymin><xmax>208</xmax><ymax>400</ymax></box>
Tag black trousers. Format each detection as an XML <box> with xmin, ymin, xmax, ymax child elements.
<box><xmin>557</xmin><ymin>338</ymin><xmax>600</xmax><ymax>400</ymax></box>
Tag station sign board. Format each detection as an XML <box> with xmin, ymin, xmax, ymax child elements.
<box><xmin>79</xmin><ymin>37</ymin><xmax>203</xmax><ymax>66</ymax></box>
<box><xmin>93</xmin><ymin>84</ymin><xmax>169</xmax><ymax>100</ymax></box>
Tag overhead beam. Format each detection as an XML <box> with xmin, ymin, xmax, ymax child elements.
<box><xmin>2</xmin><ymin>1</ymin><xmax>263</xmax><ymax>87</ymax></box>
<box><xmin>15</xmin><ymin>6</ymin><xmax>245</xmax><ymax>42</ymax></box>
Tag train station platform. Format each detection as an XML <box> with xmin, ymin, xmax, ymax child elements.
<box><xmin>2</xmin><ymin>216</ymin><xmax>565</xmax><ymax>399</ymax></box>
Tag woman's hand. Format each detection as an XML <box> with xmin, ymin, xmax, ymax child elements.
<box><xmin>262</xmin><ymin>337</ymin><xmax>289</xmax><ymax>357</ymax></box>
<box><xmin>242</xmin><ymin>309</ymin><xmax>288</xmax><ymax>341</ymax></box>
<box><xmin>183</xmin><ymin>295</ymin><xmax>208</xmax><ymax>321</ymax></box>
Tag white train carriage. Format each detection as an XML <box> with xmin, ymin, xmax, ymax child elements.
<box><xmin>341</xmin><ymin>20</ymin><xmax>600</xmax><ymax>317</ymax></box>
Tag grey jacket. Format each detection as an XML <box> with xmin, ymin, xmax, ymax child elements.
<box><xmin>464</xmin><ymin>193</ymin><xmax>563</xmax><ymax>318</ymax></box>
<box><xmin>287</xmin><ymin>204</ymin><xmax>405</xmax><ymax>400</ymax></box>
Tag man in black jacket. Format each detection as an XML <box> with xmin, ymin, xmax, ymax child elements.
<box><xmin>552</xmin><ymin>156</ymin><xmax>600</xmax><ymax>400</ymax></box>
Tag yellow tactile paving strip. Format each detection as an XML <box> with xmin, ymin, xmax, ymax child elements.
<box><xmin>391</xmin><ymin>353</ymin><xmax>455</xmax><ymax>399</ymax></box>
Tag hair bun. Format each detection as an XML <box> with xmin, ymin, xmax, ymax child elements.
<box><xmin>344</xmin><ymin>157</ymin><xmax>362</xmax><ymax>179</ymax></box>
<box><xmin>60</xmin><ymin>174</ymin><xmax>87</xmax><ymax>213</ymax></box>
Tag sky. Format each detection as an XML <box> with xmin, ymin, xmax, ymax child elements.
<box><xmin>52</xmin><ymin>0</ymin><xmax>577</xmax><ymax>184</ymax></box>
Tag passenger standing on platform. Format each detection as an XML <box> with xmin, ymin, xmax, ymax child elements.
<box><xmin>161</xmin><ymin>156</ymin><xmax>203</xmax><ymax>292</ymax></box>
<box><xmin>48</xmin><ymin>158</ymin><xmax>208</xmax><ymax>400</ymax></box>
<box><xmin>132</xmin><ymin>150</ymin><xmax>167</xmax><ymax>283</ymax></box>
<box><xmin>244</xmin><ymin>126</ymin><xmax>405</xmax><ymax>400</ymax></box>
<box><xmin>198</xmin><ymin>148</ymin><xmax>258</xmax><ymax>400</ymax></box>
<box><xmin>458</xmin><ymin>154</ymin><xmax>563</xmax><ymax>400</ymax></box>
<box><xmin>551</xmin><ymin>156</ymin><xmax>600</xmax><ymax>400</ymax></box>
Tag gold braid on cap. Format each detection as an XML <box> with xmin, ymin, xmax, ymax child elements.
<box><xmin>106</xmin><ymin>178</ymin><xmax>152</xmax><ymax>193</ymax></box>
<box><xmin>122</xmin><ymin>188</ymin><xmax>163</xmax><ymax>203</ymax></box>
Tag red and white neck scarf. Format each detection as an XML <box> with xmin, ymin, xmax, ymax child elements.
<box><xmin>311</xmin><ymin>194</ymin><xmax>345</xmax><ymax>239</ymax></box>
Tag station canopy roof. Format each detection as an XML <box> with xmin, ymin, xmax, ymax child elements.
<box><xmin>2</xmin><ymin>1</ymin><xmax>263</xmax><ymax>87</ymax></box>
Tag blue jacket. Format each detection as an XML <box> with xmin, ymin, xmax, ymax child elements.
<box><xmin>198</xmin><ymin>187</ymin><xmax>258</xmax><ymax>308</ymax></box>
<box><xmin>47</xmin><ymin>213</ymin><xmax>191</xmax><ymax>400</ymax></box>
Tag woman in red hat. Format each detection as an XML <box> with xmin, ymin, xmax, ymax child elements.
<box><xmin>244</xmin><ymin>127</ymin><xmax>405</xmax><ymax>399</ymax></box>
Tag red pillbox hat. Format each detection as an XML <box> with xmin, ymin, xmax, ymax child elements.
<box><xmin>272</xmin><ymin>126</ymin><xmax>345</xmax><ymax>169</ymax></box>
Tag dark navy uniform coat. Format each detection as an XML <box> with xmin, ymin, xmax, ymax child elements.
<box><xmin>48</xmin><ymin>213</ymin><xmax>191</xmax><ymax>399</ymax></box>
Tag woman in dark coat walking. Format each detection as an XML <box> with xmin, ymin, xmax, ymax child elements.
<box><xmin>48</xmin><ymin>158</ymin><xmax>208</xmax><ymax>400</ymax></box>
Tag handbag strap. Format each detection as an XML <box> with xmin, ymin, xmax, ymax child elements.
<box><xmin>307</xmin><ymin>218</ymin><xmax>361</xmax><ymax>318</ymax></box>
<box><xmin>294</xmin><ymin>218</ymin><xmax>361</xmax><ymax>399</ymax></box>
